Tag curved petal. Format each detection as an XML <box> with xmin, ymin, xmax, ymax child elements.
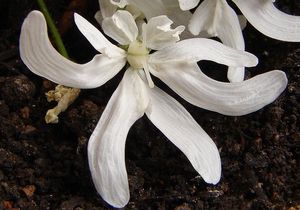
<box><xmin>145</xmin><ymin>86</ymin><xmax>221</xmax><ymax>184</ymax></box>
<box><xmin>88</xmin><ymin>69</ymin><xmax>149</xmax><ymax>208</ymax></box>
<box><xmin>150</xmin><ymin>63</ymin><xmax>288</xmax><ymax>116</ymax></box>
<box><xmin>20</xmin><ymin>11</ymin><xmax>126</xmax><ymax>89</ymax></box>
<box><xmin>74</xmin><ymin>13</ymin><xmax>125</xmax><ymax>57</ymax></box>
<box><xmin>233</xmin><ymin>0</ymin><xmax>300</xmax><ymax>42</ymax></box>
<box><xmin>178</xmin><ymin>0</ymin><xmax>200</xmax><ymax>10</ymax></box>
<box><xmin>142</xmin><ymin>15</ymin><xmax>185</xmax><ymax>50</ymax></box>
<box><xmin>188</xmin><ymin>0</ymin><xmax>245</xmax><ymax>82</ymax></box>
<box><xmin>149</xmin><ymin>38</ymin><xmax>257</xmax><ymax>67</ymax></box>
<box><xmin>102</xmin><ymin>10</ymin><xmax>138</xmax><ymax>45</ymax></box>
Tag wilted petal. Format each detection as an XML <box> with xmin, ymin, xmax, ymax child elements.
<box><xmin>150</xmin><ymin>62</ymin><xmax>287</xmax><ymax>116</ymax></box>
<box><xmin>74</xmin><ymin>13</ymin><xmax>125</xmax><ymax>57</ymax></box>
<box><xmin>146</xmin><ymin>86</ymin><xmax>221</xmax><ymax>184</ymax></box>
<box><xmin>142</xmin><ymin>15</ymin><xmax>185</xmax><ymax>50</ymax></box>
<box><xmin>88</xmin><ymin>69</ymin><xmax>149</xmax><ymax>208</ymax></box>
<box><xmin>189</xmin><ymin>0</ymin><xmax>245</xmax><ymax>82</ymax></box>
<box><xmin>149</xmin><ymin>38</ymin><xmax>257</xmax><ymax>67</ymax></box>
<box><xmin>102</xmin><ymin>10</ymin><xmax>138</xmax><ymax>45</ymax></box>
<box><xmin>178</xmin><ymin>0</ymin><xmax>200</xmax><ymax>10</ymax></box>
<box><xmin>20</xmin><ymin>11</ymin><xmax>126</xmax><ymax>89</ymax></box>
<box><xmin>166</xmin><ymin>7</ymin><xmax>193</xmax><ymax>39</ymax></box>
<box><xmin>233</xmin><ymin>0</ymin><xmax>300</xmax><ymax>42</ymax></box>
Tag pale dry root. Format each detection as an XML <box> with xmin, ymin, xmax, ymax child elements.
<box><xmin>45</xmin><ymin>85</ymin><xmax>80</xmax><ymax>123</ymax></box>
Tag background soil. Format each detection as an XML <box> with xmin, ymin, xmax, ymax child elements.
<box><xmin>0</xmin><ymin>0</ymin><xmax>299</xmax><ymax>209</ymax></box>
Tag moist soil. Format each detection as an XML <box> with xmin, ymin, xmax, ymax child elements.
<box><xmin>0</xmin><ymin>0</ymin><xmax>299</xmax><ymax>209</ymax></box>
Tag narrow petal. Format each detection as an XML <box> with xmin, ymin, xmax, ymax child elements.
<box><xmin>20</xmin><ymin>11</ymin><xmax>126</xmax><ymax>89</ymax></box>
<box><xmin>145</xmin><ymin>86</ymin><xmax>221</xmax><ymax>184</ymax></box>
<box><xmin>149</xmin><ymin>38</ymin><xmax>257</xmax><ymax>67</ymax></box>
<box><xmin>150</xmin><ymin>63</ymin><xmax>287</xmax><ymax>116</ymax></box>
<box><xmin>102</xmin><ymin>10</ymin><xmax>138</xmax><ymax>45</ymax></box>
<box><xmin>178</xmin><ymin>0</ymin><xmax>200</xmax><ymax>10</ymax></box>
<box><xmin>188</xmin><ymin>0</ymin><xmax>245</xmax><ymax>82</ymax></box>
<box><xmin>142</xmin><ymin>15</ymin><xmax>185</xmax><ymax>50</ymax></box>
<box><xmin>233</xmin><ymin>0</ymin><xmax>300</xmax><ymax>42</ymax></box>
<box><xmin>88</xmin><ymin>69</ymin><xmax>149</xmax><ymax>208</ymax></box>
<box><xmin>74</xmin><ymin>13</ymin><xmax>125</xmax><ymax>57</ymax></box>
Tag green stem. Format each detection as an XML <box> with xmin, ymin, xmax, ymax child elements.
<box><xmin>36</xmin><ymin>0</ymin><xmax>69</xmax><ymax>58</ymax></box>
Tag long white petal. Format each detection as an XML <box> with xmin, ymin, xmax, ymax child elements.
<box><xmin>102</xmin><ymin>10</ymin><xmax>138</xmax><ymax>45</ymax></box>
<box><xmin>74</xmin><ymin>13</ymin><xmax>125</xmax><ymax>57</ymax></box>
<box><xmin>188</xmin><ymin>0</ymin><xmax>245</xmax><ymax>82</ymax></box>
<box><xmin>233</xmin><ymin>0</ymin><xmax>300</xmax><ymax>42</ymax></box>
<box><xmin>149</xmin><ymin>38</ymin><xmax>257</xmax><ymax>67</ymax></box>
<box><xmin>146</xmin><ymin>86</ymin><xmax>221</xmax><ymax>184</ymax></box>
<box><xmin>178</xmin><ymin>0</ymin><xmax>200</xmax><ymax>10</ymax></box>
<box><xmin>142</xmin><ymin>15</ymin><xmax>185</xmax><ymax>50</ymax></box>
<box><xmin>19</xmin><ymin>11</ymin><xmax>126</xmax><ymax>89</ymax></box>
<box><xmin>150</xmin><ymin>63</ymin><xmax>288</xmax><ymax>116</ymax></box>
<box><xmin>88</xmin><ymin>69</ymin><xmax>149</xmax><ymax>208</ymax></box>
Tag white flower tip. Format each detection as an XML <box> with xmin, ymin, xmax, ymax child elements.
<box><xmin>178</xmin><ymin>0</ymin><xmax>199</xmax><ymax>10</ymax></box>
<box><xmin>205</xmin><ymin>175</ymin><xmax>221</xmax><ymax>185</ymax></box>
<box><xmin>102</xmin><ymin>193</ymin><xmax>129</xmax><ymax>208</ymax></box>
<box><xmin>201</xmin><ymin>156</ymin><xmax>222</xmax><ymax>185</ymax></box>
<box><xmin>74</xmin><ymin>12</ymin><xmax>83</xmax><ymax>24</ymax></box>
<box><xmin>244</xmin><ymin>52</ymin><xmax>259</xmax><ymax>67</ymax></box>
<box><xmin>188</xmin><ymin>23</ymin><xmax>200</xmax><ymax>36</ymax></box>
<box><xmin>273</xmin><ymin>70</ymin><xmax>288</xmax><ymax>88</ymax></box>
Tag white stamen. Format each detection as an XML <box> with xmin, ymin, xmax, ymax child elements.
<box><xmin>142</xmin><ymin>60</ymin><xmax>154</xmax><ymax>88</ymax></box>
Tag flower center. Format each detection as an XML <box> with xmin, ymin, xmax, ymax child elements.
<box><xmin>127</xmin><ymin>40</ymin><xmax>149</xmax><ymax>69</ymax></box>
<box><xmin>126</xmin><ymin>40</ymin><xmax>154</xmax><ymax>88</ymax></box>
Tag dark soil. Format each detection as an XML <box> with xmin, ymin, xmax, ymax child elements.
<box><xmin>0</xmin><ymin>0</ymin><xmax>299</xmax><ymax>209</ymax></box>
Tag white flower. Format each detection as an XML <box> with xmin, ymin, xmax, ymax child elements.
<box><xmin>20</xmin><ymin>10</ymin><xmax>287</xmax><ymax>208</ymax></box>
<box><xmin>186</xmin><ymin>0</ymin><xmax>300</xmax><ymax>82</ymax></box>
<box><xmin>95</xmin><ymin>0</ymin><xmax>193</xmax><ymax>38</ymax></box>
<box><xmin>96</xmin><ymin>0</ymin><xmax>300</xmax><ymax>83</ymax></box>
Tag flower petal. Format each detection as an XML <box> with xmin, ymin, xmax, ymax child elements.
<box><xmin>150</xmin><ymin>62</ymin><xmax>287</xmax><ymax>116</ymax></box>
<box><xmin>74</xmin><ymin>13</ymin><xmax>125</xmax><ymax>57</ymax></box>
<box><xmin>233</xmin><ymin>0</ymin><xmax>300</xmax><ymax>42</ymax></box>
<box><xmin>88</xmin><ymin>69</ymin><xmax>149</xmax><ymax>208</ymax></box>
<box><xmin>145</xmin><ymin>86</ymin><xmax>221</xmax><ymax>184</ymax></box>
<box><xmin>188</xmin><ymin>0</ymin><xmax>246</xmax><ymax>82</ymax></box>
<box><xmin>110</xmin><ymin>0</ymin><xmax>128</xmax><ymax>8</ymax></box>
<box><xmin>142</xmin><ymin>15</ymin><xmax>185</xmax><ymax>50</ymax></box>
<box><xmin>127</xmin><ymin>0</ymin><xmax>167</xmax><ymax>19</ymax></box>
<box><xmin>178</xmin><ymin>0</ymin><xmax>200</xmax><ymax>10</ymax></box>
<box><xmin>149</xmin><ymin>38</ymin><xmax>257</xmax><ymax>68</ymax></box>
<box><xmin>96</xmin><ymin>0</ymin><xmax>118</xmax><ymax>21</ymax></box>
<box><xmin>165</xmin><ymin>7</ymin><xmax>193</xmax><ymax>39</ymax></box>
<box><xmin>102</xmin><ymin>10</ymin><xmax>138</xmax><ymax>45</ymax></box>
<box><xmin>20</xmin><ymin>11</ymin><xmax>126</xmax><ymax>89</ymax></box>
